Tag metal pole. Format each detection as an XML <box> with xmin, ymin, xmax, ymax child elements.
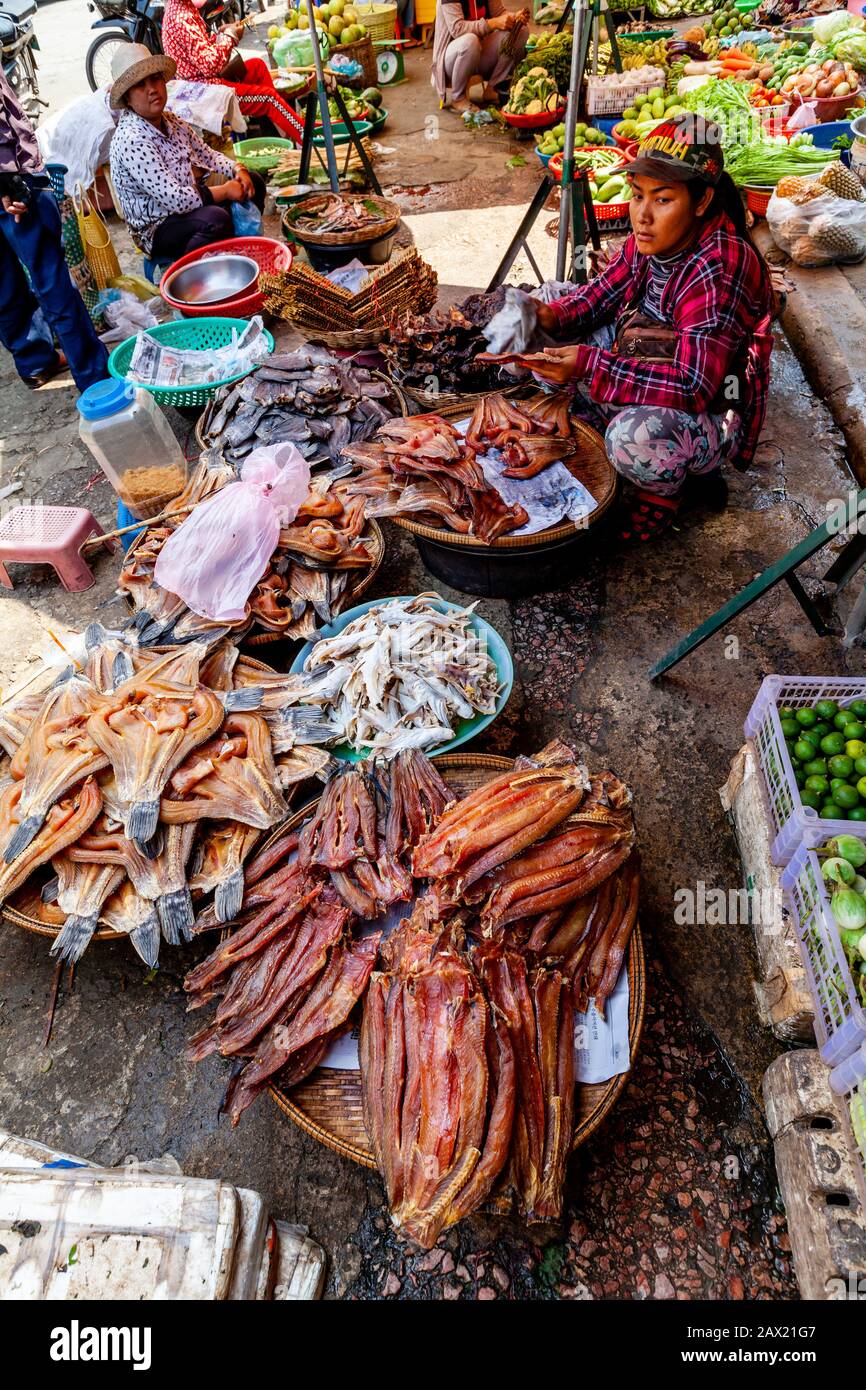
<box><xmin>304</xmin><ymin>0</ymin><xmax>339</xmax><ymax>192</ymax></box>
<box><xmin>556</xmin><ymin>0</ymin><xmax>591</xmax><ymax>281</ymax></box>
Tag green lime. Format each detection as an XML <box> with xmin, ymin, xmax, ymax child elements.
<box><xmin>850</xmin><ymin>807</ymin><xmax>866</xmax><ymax>821</ymax></box>
<box><xmin>850</xmin><ymin>699</ymin><xmax>866</xmax><ymax>720</ymax></box>
<box><xmin>847</xmin><ymin>740</ymin><xmax>866</xmax><ymax>760</ymax></box>
<box><xmin>794</xmin><ymin>740</ymin><xmax>816</xmax><ymax>763</ymax></box>
<box><xmin>794</xmin><ymin>769</ymin><xmax>806</xmax><ymax>787</ymax></box>
<box><xmin>829</xmin><ymin>755</ymin><xmax>855</xmax><ymax>780</ymax></box>
<box><xmin>844</xmin><ymin>720</ymin><xmax>866</xmax><ymax>741</ymax></box>
<box><xmin>779</xmin><ymin>706</ymin><xmax>796</xmax><ymax>720</ymax></box>
<box><xmin>831</xmin><ymin>777</ymin><xmax>847</xmax><ymax>790</ymax></box>
<box><xmin>799</xmin><ymin>729</ymin><xmax>822</xmax><ymax>750</ymax></box>
<box><xmin>805</xmin><ymin>775</ymin><xmax>830</xmax><ymax>797</ymax></box>
<box><xmin>856</xmin><ymin>756</ymin><xmax>866</xmax><ymax>778</ymax></box>
<box><xmin>803</xmin><ymin>758</ymin><xmax>828</xmax><ymax>777</ymax></box>
<box><xmin>833</xmin><ymin>783</ymin><xmax>859</xmax><ymax>810</ymax></box>
<box><xmin>795</xmin><ymin>708</ymin><xmax>817</xmax><ymax>727</ymax></box>
<box><xmin>820</xmin><ymin>802</ymin><xmax>841</xmax><ymax>819</ymax></box>
<box><xmin>820</xmin><ymin>732</ymin><xmax>846</xmax><ymax>756</ymax></box>
<box><xmin>835</xmin><ymin>711</ymin><xmax>852</xmax><ymax>730</ymax></box>
<box><xmin>780</xmin><ymin>717</ymin><xmax>798</xmax><ymax>738</ymax></box>
<box><xmin>813</xmin><ymin>722</ymin><xmax>832</xmax><ymax>740</ymax></box>
<box><xmin>800</xmin><ymin>789</ymin><xmax>822</xmax><ymax>810</ymax></box>
<box><xmin>816</xmin><ymin>698</ymin><xmax>839</xmax><ymax>719</ymax></box>
<box><xmin>857</xmin><ymin>775</ymin><xmax>866</xmax><ymax>800</ymax></box>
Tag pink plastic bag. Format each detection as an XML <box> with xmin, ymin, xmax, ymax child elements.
<box><xmin>154</xmin><ymin>444</ymin><xmax>311</xmax><ymax>623</ymax></box>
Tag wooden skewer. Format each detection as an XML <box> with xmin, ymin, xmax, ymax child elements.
<box><xmin>80</xmin><ymin>503</ymin><xmax>194</xmax><ymax>551</ymax></box>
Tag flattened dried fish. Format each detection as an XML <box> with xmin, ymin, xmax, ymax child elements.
<box><xmin>50</xmin><ymin>856</ymin><xmax>125</xmax><ymax>962</ymax></box>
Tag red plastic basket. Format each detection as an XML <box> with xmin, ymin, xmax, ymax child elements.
<box><xmin>611</xmin><ymin>121</ymin><xmax>637</xmax><ymax>150</ymax></box>
<box><xmin>160</xmin><ymin>236</ymin><xmax>293</xmax><ymax>318</ymax></box>
<box><xmin>503</xmin><ymin>105</ymin><xmax>566</xmax><ymax>131</ymax></box>
<box><xmin>745</xmin><ymin>184</ymin><xmax>774</xmax><ymax>217</ymax></box>
<box><xmin>548</xmin><ymin>147</ymin><xmax>626</xmax><ymax>184</ymax></box>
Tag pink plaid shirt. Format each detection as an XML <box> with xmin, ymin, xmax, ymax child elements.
<box><xmin>549</xmin><ymin>212</ymin><xmax>774</xmax><ymax>467</ymax></box>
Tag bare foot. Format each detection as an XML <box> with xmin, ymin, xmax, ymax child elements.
<box><xmin>450</xmin><ymin>96</ymin><xmax>477</xmax><ymax>114</ymax></box>
<box><xmin>479</xmin><ymin>84</ymin><xmax>501</xmax><ymax>106</ymax></box>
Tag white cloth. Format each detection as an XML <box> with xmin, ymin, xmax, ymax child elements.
<box><xmin>37</xmin><ymin>82</ymin><xmax>243</xmax><ymax>196</ymax></box>
<box><xmin>109</xmin><ymin>107</ymin><xmax>236</xmax><ymax>254</ymax></box>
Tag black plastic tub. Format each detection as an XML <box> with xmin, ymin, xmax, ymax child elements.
<box><xmin>413</xmin><ymin>527</ymin><xmax>601</xmax><ymax>598</ymax></box>
<box><xmin>300</xmin><ymin>228</ymin><xmax>397</xmax><ymax>273</ymax></box>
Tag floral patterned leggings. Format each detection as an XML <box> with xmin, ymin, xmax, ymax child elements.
<box><xmin>570</xmin><ymin>325</ymin><xmax>742</xmax><ymax>498</ymax></box>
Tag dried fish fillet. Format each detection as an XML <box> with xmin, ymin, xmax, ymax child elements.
<box><xmin>5</xmin><ymin>673</ymin><xmax>109</xmax><ymax>862</ymax></box>
<box><xmin>99</xmin><ymin>877</ymin><xmax>161</xmax><ymax>968</ymax></box>
<box><xmin>86</xmin><ymin>675</ymin><xmax>224</xmax><ymax>843</ymax></box>
<box><xmin>0</xmin><ymin>777</ymin><xmax>102</xmax><ymax>907</ymax></box>
<box><xmin>161</xmin><ymin>712</ymin><xmax>287</xmax><ymax>831</ymax></box>
<box><xmin>50</xmin><ymin>856</ymin><xmax>125</xmax><ymax>963</ymax></box>
<box><xmin>188</xmin><ymin>821</ymin><xmax>261</xmax><ymax>924</ymax></box>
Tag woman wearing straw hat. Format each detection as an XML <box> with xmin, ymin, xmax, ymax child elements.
<box><xmin>162</xmin><ymin>0</ymin><xmax>304</xmax><ymax>142</ymax></box>
<box><xmin>108</xmin><ymin>44</ymin><xmax>266</xmax><ymax>264</ymax></box>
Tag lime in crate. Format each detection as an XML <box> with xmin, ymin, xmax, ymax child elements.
<box><xmin>744</xmin><ymin>675</ymin><xmax>866</xmax><ymax>865</ymax></box>
<box><xmin>782</xmin><ymin>833</ymin><xmax>866</xmax><ymax>1067</ymax></box>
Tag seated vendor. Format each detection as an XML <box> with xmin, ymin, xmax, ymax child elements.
<box><xmin>432</xmin><ymin>0</ymin><xmax>529</xmax><ymax>114</ymax></box>
<box><xmin>108</xmin><ymin>45</ymin><xmax>266</xmax><ymax>265</ymax></box>
<box><xmin>531</xmin><ymin>115</ymin><xmax>775</xmax><ymax>543</ymax></box>
<box><xmin>162</xmin><ymin>0</ymin><xmax>304</xmax><ymax>143</ymax></box>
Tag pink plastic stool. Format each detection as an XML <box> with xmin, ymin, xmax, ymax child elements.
<box><xmin>0</xmin><ymin>506</ymin><xmax>116</xmax><ymax>593</ymax></box>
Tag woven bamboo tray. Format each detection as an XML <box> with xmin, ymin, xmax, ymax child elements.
<box><xmin>269</xmin><ymin>751</ymin><xmax>646</xmax><ymax>1167</ymax></box>
<box><xmin>393</xmin><ymin>415</ymin><xmax>616</xmax><ymax>550</ymax></box>
<box><xmin>294</xmin><ymin>323</ymin><xmax>388</xmax><ymax>350</ymax></box>
<box><xmin>283</xmin><ymin>194</ymin><xmax>401</xmax><ymax>247</ymax></box>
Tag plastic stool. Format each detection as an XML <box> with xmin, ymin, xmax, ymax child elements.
<box><xmin>0</xmin><ymin>506</ymin><xmax>116</xmax><ymax>593</ymax></box>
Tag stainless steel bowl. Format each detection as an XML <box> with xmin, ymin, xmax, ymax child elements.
<box><xmin>163</xmin><ymin>254</ymin><xmax>260</xmax><ymax>306</ymax></box>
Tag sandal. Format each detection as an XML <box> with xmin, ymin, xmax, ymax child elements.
<box><xmin>619</xmin><ymin>489</ymin><xmax>681</xmax><ymax>543</ymax></box>
<box><xmin>22</xmin><ymin>351</ymin><xmax>68</xmax><ymax>391</ymax></box>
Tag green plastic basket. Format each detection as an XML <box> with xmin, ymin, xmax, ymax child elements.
<box><xmin>233</xmin><ymin>136</ymin><xmax>298</xmax><ymax>172</ymax></box>
<box><xmin>107</xmin><ymin>318</ymin><xmax>275</xmax><ymax>408</ymax></box>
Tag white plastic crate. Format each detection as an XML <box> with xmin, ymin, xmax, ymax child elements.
<box><xmin>782</xmin><ymin>839</ymin><xmax>866</xmax><ymax>1067</ymax></box>
<box><xmin>829</xmin><ymin>1043</ymin><xmax>866</xmax><ymax>1214</ymax></box>
<box><xmin>585</xmin><ymin>67</ymin><xmax>665</xmax><ymax>117</ymax></box>
<box><xmin>744</xmin><ymin>675</ymin><xmax>866</xmax><ymax>865</ymax></box>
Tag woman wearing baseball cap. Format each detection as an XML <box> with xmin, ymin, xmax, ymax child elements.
<box><xmin>531</xmin><ymin>114</ymin><xmax>775</xmax><ymax>542</ymax></box>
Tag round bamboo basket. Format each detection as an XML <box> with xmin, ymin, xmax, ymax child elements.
<box><xmin>283</xmin><ymin>194</ymin><xmax>401</xmax><ymax>247</ymax></box>
<box><xmin>393</xmin><ymin>416</ymin><xmax>616</xmax><ymax>550</ymax></box>
<box><xmin>5</xmin><ymin>881</ymin><xmax>125</xmax><ymax>943</ymax></box>
<box><xmin>268</xmin><ymin>751</ymin><xmax>646</xmax><ymax>1167</ymax></box>
<box><xmin>294</xmin><ymin>323</ymin><xmax>388</xmax><ymax>350</ymax></box>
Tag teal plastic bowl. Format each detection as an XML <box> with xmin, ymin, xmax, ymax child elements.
<box><xmin>313</xmin><ymin>119</ymin><xmax>373</xmax><ymax>148</ymax></box>
<box><xmin>107</xmin><ymin>317</ymin><xmax>275</xmax><ymax>408</ymax></box>
<box><xmin>289</xmin><ymin>594</ymin><xmax>514</xmax><ymax>762</ymax></box>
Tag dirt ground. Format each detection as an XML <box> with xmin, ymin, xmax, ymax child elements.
<box><xmin>0</xmin><ymin>19</ymin><xmax>860</xmax><ymax>1300</ymax></box>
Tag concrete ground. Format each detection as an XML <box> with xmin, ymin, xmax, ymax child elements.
<box><xmin>0</xmin><ymin>9</ymin><xmax>860</xmax><ymax>1300</ymax></box>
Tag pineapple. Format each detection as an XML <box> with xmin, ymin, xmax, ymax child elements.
<box><xmin>810</xmin><ymin>215</ymin><xmax>866</xmax><ymax>261</ymax></box>
<box><xmin>776</xmin><ymin>175</ymin><xmax>808</xmax><ymax>198</ymax></box>
<box><xmin>817</xmin><ymin>163</ymin><xmax>866</xmax><ymax>203</ymax></box>
<box><xmin>790</xmin><ymin>185</ymin><xmax>834</xmax><ymax>206</ymax></box>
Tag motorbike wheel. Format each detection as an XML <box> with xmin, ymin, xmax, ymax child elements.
<box><xmin>85</xmin><ymin>31</ymin><xmax>131</xmax><ymax>93</ymax></box>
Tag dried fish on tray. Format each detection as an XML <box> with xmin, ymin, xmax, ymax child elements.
<box><xmin>2</xmin><ymin>632</ymin><xmax>336</xmax><ymax>964</ymax></box>
<box><xmin>184</xmin><ymin>741</ymin><xmax>641</xmax><ymax>1246</ymax></box>
<box><xmin>341</xmin><ymin>413</ymin><xmax>531</xmax><ymax>543</ymax></box>
<box><xmin>197</xmin><ymin>347</ymin><xmax>403</xmax><ymax>468</ymax></box>
<box><xmin>266</xmin><ymin>593</ymin><xmax>507</xmax><ymax>756</ymax></box>
<box><xmin>381</xmin><ymin>305</ymin><xmax>506</xmax><ymax>397</ymax></box>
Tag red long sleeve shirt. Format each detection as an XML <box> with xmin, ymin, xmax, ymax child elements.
<box><xmin>162</xmin><ymin>0</ymin><xmax>236</xmax><ymax>82</ymax></box>
<box><xmin>549</xmin><ymin>211</ymin><xmax>774</xmax><ymax>467</ymax></box>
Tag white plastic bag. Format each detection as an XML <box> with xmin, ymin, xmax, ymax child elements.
<box><xmin>767</xmin><ymin>185</ymin><xmax>866</xmax><ymax>267</ymax></box>
<box><xmin>154</xmin><ymin>444</ymin><xmax>311</xmax><ymax>622</ymax></box>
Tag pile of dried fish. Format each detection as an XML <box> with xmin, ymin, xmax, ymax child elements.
<box><xmin>0</xmin><ymin>628</ymin><xmax>336</xmax><ymax>966</ymax></box>
<box><xmin>184</xmin><ymin>740</ymin><xmax>640</xmax><ymax>1246</ymax></box>
<box><xmin>198</xmin><ymin>346</ymin><xmax>401</xmax><ymax>468</ymax></box>
<box><xmin>381</xmin><ymin>306</ymin><xmax>505</xmax><ymax>397</ymax></box>
<box><xmin>466</xmin><ymin>391</ymin><xmax>578</xmax><ymax>479</ymax></box>
<box><xmin>286</xmin><ymin>193</ymin><xmax>396</xmax><ymax>236</ymax></box>
<box><xmin>268</xmin><ymin>593</ymin><xmax>503</xmax><ymax>754</ymax></box>
<box><xmin>341</xmin><ymin>413</ymin><xmax>530</xmax><ymax>542</ymax></box>
<box><xmin>118</xmin><ymin>455</ymin><xmax>378</xmax><ymax>646</ymax></box>
<box><xmin>183</xmin><ymin>751</ymin><xmax>452</xmax><ymax>1122</ymax></box>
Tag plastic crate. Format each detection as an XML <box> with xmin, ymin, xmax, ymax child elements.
<box><xmin>744</xmin><ymin>675</ymin><xmax>866</xmax><ymax>865</ymax></box>
<box><xmin>586</xmin><ymin>67</ymin><xmax>665</xmax><ymax>117</ymax></box>
<box><xmin>782</xmin><ymin>839</ymin><xmax>866</xmax><ymax>1066</ymax></box>
<box><xmin>828</xmin><ymin>1044</ymin><xmax>866</xmax><ymax>1213</ymax></box>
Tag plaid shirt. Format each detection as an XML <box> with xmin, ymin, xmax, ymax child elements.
<box><xmin>549</xmin><ymin>212</ymin><xmax>774</xmax><ymax>467</ymax></box>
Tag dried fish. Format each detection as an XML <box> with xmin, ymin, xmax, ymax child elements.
<box><xmin>0</xmin><ymin>776</ymin><xmax>102</xmax><ymax>907</ymax></box>
<box><xmin>50</xmin><ymin>856</ymin><xmax>125</xmax><ymax>963</ymax></box>
<box><xmin>188</xmin><ymin>821</ymin><xmax>261</xmax><ymax>924</ymax></box>
<box><xmin>161</xmin><ymin>712</ymin><xmax>287</xmax><ymax>831</ymax></box>
<box><xmin>99</xmin><ymin>877</ymin><xmax>161</xmax><ymax>969</ymax></box>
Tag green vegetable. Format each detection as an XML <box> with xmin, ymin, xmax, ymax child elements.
<box><xmin>827</xmin><ymin>835</ymin><xmax>866</xmax><ymax>868</ymax></box>
<box><xmin>831</xmin><ymin>887</ymin><xmax>866</xmax><ymax>932</ymax></box>
<box><xmin>822</xmin><ymin>856</ymin><xmax>856</xmax><ymax>886</ymax></box>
